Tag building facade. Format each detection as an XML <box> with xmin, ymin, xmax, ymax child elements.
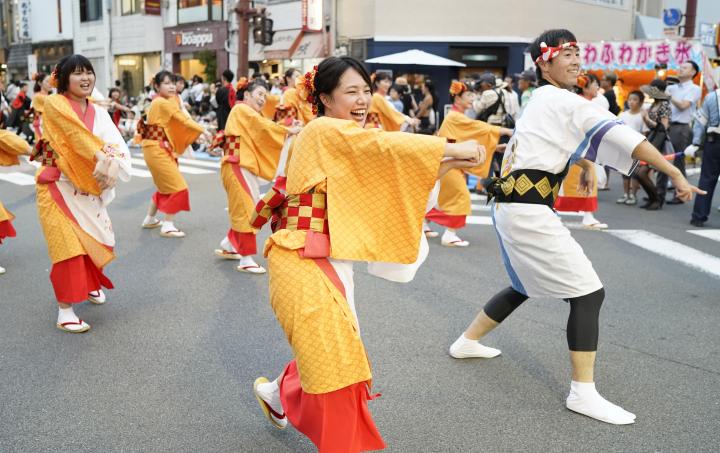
<box><xmin>336</xmin><ymin>0</ymin><xmax>637</xmax><ymax>111</ymax></box>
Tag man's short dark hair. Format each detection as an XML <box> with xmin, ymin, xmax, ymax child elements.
<box><xmin>603</xmin><ymin>72</ymin><xmax>618</xmax><ymax>85</ymax></box>
<box><xmin>529</xmin><ymin>29</ymin><xmax>578</xmax><ymax>81</ymax></box>
<box><xmin>222</xmin><ymin>69</ymin><xmax>234</xmax><ymax>83</ymax></box>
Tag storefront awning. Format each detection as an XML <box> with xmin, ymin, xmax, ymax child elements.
<box><xmin>263</xmin><ymin>29</ymin><xmax>303</xmax><ymax>60</ymax></box>
<box><xmin>7</xmin><ymin>43</ymin><xmax>32</xmax><ymax>68</ymax></box>
<box><xmin>250</xmin><ymin>30</ymin><xmax>326</xmax><ymax>61</ymax></box>
<box><xmin>292</xmin><ymin>32</ymin><xmax>326</xmax><ymax>59</ymax></box>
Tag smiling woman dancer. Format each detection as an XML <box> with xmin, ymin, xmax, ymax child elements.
<box><xmin>31</xmin><ymin>72</ymin><xmax>52</xmax><ymax>140</ymax></box>
<box><xmin>140</xmin><ymin>70</ymin><xmax>205</xmax><ymax>238</ymax></box>
<box><xmin>35</xmin><ymin>55</ymin><xmax>132</xmax><ymax>333</ymax></box>
<box><xmin>365</xmin><ymin>72</ymin><xmax>419</xmax><ymax>131</ymax></box>
<box><xmin>425</xmin><ymin>80</ymin><xmax>512</xmax><ymax>246</ymax></box>
<box><xmin>213</xmin><ymin>78</ymin><xmax>301</xmax><ymax>274</ymax></box>
<box><xmin>449</xmin><ymin>29</ymin><xmax>704</xmax><ymax>425</ymax></box>
<box><xmin>251</xmin><ymin>56</ymin><xmax>483</xmax><ymax>452</ymax></box>
<box><xmin>0</xmin><ymin>130</ymin><xmax>32</xmax><ymax>275</ymax></box>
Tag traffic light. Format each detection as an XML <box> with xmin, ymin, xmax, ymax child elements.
<box><xmin>252</xmin><ymin>15</ymin><xmax>274</xmax><ymax>46</ymax></box>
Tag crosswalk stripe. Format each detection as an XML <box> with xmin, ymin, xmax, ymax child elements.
<box><xmin>177</xmin><ymin>157</ymin><xmax>221</xmax><ymax>169</ymax></box>
<box><xmin>0</xmin><ymin>172</ymin><xmax>35</xmax><ymax>186</ymax></box>
<box><xmin>687</xmin><ymin>229</ymin><xmax>720</xmax><ymax>243</ymax></box>
<box><xmin>606</xmin><ymin>229</ymin><xmax>720</xmax><ymax>278</ymax></box>
<box><xmin>130</xmin><ymin>158</ymin><xmax>215</xmax><ymax>175</ymax></box>
<box><xmin>130</xmin><ymin>168</ymin><xmax>153</xmax><ymax>178</ymax></box>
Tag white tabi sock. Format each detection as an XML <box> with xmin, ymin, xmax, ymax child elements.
<box><xmin>57</xmin><ymin>307</ymin><xmax>80</xmax><ymax>325</ymax></box>
<box><xmin>582</xmin><ymin>212</ymin><xmax>596</xmax><ymax>225</ymax></box>
<box><xmin>449</xmin><ymin>334</ymin><xmax>501</xmax><ymax>359</ymax></box>
<box><xmin>442</xmin><ymin>229</ymin><xmax>461</xmax><ymax>243</ymax></box>
<box><xmin>239</xmin><ymin>255</ymin><xmax>258</xmax><ymax>267</ymax></box>
<box><xmin>161</xmin><ymin>221</ymin><xmax>177</xmax><ymax>233</ymax></box>
<box><xmin>143</xmin><ymin>215</ymin><xmax>158</xmax><ymax>225</ymax></box>
<box><xmin>220</xmin><ymin>236</ymin><xmax>237</xmax><ymax>253</ymax></box>
<box><xmin>566</xmin><ymin>380</ymin><xmax>636</xmax><ymax>425</ymax></box>
<box><xmin>256</xmin><ymin>378</ymin><xmax>284</xmax><ymax>415</ymax></box>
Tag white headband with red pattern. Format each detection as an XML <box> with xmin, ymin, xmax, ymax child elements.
<box><xmin>535</xmin><ymin>41</ymin><xmax>578</xmax><ymax>63</ymax></box>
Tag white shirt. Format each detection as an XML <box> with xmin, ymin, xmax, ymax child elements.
<box><xmin>503</xmin><ymin>85</ymin><xmax>645</xmax><ymax>176</ymax></box>
<box><xmin>667</xmin><ymin>80</ymin><xmax>701</xmax><ymax>124</ymax></box>
<box><xmin>618</xmin><ymin>110</ymin><xmax>648</xmax><ymax>134</ymax></box>
<box><xmin>592</xmin><ymin>94</ymin><xmax>610</xmax><ymax>110</ymax></box>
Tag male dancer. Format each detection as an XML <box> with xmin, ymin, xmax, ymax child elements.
<box><xmin>449</xmin><ymin>29</ymin><xmax>704</xmax><ymax>425</ymax></box>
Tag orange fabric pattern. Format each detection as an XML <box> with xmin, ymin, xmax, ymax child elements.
<box><xmin>437</xmin><ymin>168</ymin><xmax>472</xmax><ymax>217</ymax></box>
<box><xmin>366</xmin><ymin>93</ymin><xmax>405</xmax><ymax>131</ymax></box>
<box><xmin>264</xmin><ymin>117</ymin><xmax>444</xmax><ymax>394</ymax></box>
<box><xmin>144</xmin><ymin>97</ymin><xmax>204</xmax><ymax>155</ymax></box>
<box><xmin>42</xmin><ymin>94</ymin><xmax>105</xmax><ymax>195</ymax></box>
<box><xmin>0</xmin><ymin>130</ymin><xmax>30</xmax><ymax>166</ymax></box>
<box><xmin>284</xmin><ymin>116</ymin><xmax>445</xmax><ymax>263</ymax></box>
<box><xmin>438</xmin><ymin>110</ymin><xmax>500</xmax><ymax>179</ymax></box>
<box><xmin>282</xmin><ymin>87</ymin><xmax>315</xmax><ymax>125</ymax></box>
<box><xmin>262</xmin><ymin>93</ymin><xmax>281</xmax><ymax>119</ymax></box>
<box><xmin>35</xmin><ymin>182</ymin><xmax>114</xmax><ymax>267</ymax></box>
<box><xmin>224</xmin><ymin>103</ymin><xmax>288</xmax><ymax>180</ymax></box>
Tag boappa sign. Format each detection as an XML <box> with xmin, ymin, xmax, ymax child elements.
<box><xmin>176</xmin><ymin>31</ymin><xmax>214</xmax><ymax>48</ymax></box>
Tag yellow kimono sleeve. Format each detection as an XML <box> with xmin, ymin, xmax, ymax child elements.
<box><xmin>43</xmin><ymin>94</ymin><xmax>105</xmax><ymax>195</ymax></box>
<box><xmin>0</xmin><ymin>130</ymin><xmax>30</xmax><ymax>166</ymax></box>
<box><xmin>438</xmin><ymin>110</ymin><xmax>500</xmax><ymax>178</ymax></box>
<box><xmin>225</xmin><ymin>103</ymin><xmax>288</xmax><ymax>180</ymax></box>
<box><xmin>368</xmin><ymin>93</ymin><xmax>406</xmax><ymax>131</ymax></box>
<box><xmin>148</xmin><ymin>97</ymin><xmax>204</xmax><ymax>154</ymax></box>
<box><xmin>31</xmin><ymin>93</ymin><xmax>46</xmax><ymax>114</ymax></box>
<box><xmin>262</xmin><ymin>94</ymin><xmax>280</xmax><ymax>119</ymax></box>
<box><xmin>283</xmin><ymin>88</ymin><xmax>315</xmax><ymax>125</ymax></box>
<box><xmin>288</xmin><ymin>117</ymin><xmax>445</xmax><ymax>263</ymax></box>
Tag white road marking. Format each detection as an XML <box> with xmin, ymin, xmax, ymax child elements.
<box><xmin>130</xmin><ymin>157</ymin><xmax>215</xmax><ymax>175</ymax></box>
<box><xmin>130</xmin><ymin>168</ymin><xmax>153</xmax><ymax>178</ymax></box>
<box><xmin>177</xmin><ymin>157</ymin><xmax>221</xmax><ymax>169</ymax></box>
<box><xmin>606</xmin><ymin>229</ymin><xmax>720</xmax><ymax>278</ymax></box>
<box><xmin>0</xmin><ymin>172</ymin><xmax>35</xmax><ymax>186</ymax></box>
<box><xmin>686</xmin><ymin>167</ymin><xmax>700</xmax><ymax>176</ymax></box>
<box><xmin>687</xmin><ymin>229</ymin><xmax>720</xmax><ymax>243</ymax></box>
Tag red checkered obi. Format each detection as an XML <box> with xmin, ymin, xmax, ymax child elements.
<box><xmin>31</xmin><ymin>140</ymin><xmax>58</xmax><ymax>167</ymax></box>
<box><xmin>137</xmin><ymin>119</ymin><xmax>168</xmax><ymax>142</ymax></box>
<box><xmin>251</xmin><ymin>186</ymin><xmax>329</xmax><ymax>235</ymax></box>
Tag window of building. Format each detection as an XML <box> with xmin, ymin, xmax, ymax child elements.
<box><xmin>121</xmin><ymin>0</ymin><xmax>143</xmax><ymax>15</ymax></box>
<box><xmin>80</xmin><ymin>0</ymin><xmax>103</xmax><ymax>22</ymax></box>
<box><xmin>178</xmin><ymin>0</ymin><xmax>223</xmax><ymax>24</ymax></box>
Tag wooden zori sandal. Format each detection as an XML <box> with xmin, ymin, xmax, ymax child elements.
<box><xmin>253</xmin><ymin>377</ymin><xmax>287</xmax><ymax>429</ymax></box>
<box><xmin>56</xmin><ymin>320</ymin><xmax>91</xmax><ymax>333</ymax></box>
<box><xmin>214</xmin><ymin>249</ymin><xmax>242</xmax><ymax>260</ymax></box>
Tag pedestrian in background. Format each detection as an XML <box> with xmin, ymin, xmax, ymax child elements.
<box><xmin>616</xmin><ymin>90</ymin><xmax>648</xmax><ymax>206</ymax></box>
<box><xmin>688</xmin><ymin>84</ymin><xmax>720</xmax><ymax>227</ymax></box>
<box><xmin>664</xmin><ymin>61</ymin><xmax>702</xmax><ymax>205</ymax></box>
<box><xmin>639</xmin><ymin>79</ymin><xmax>672</xmax><ymax>210</ymax></box>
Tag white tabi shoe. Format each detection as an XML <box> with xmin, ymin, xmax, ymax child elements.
<box><xmin>253</xmin><ymin>377</ymin><xmax>288</xmax><ymax>429</ymax></box>
<box><xmin>88</xmin><ymin>290</ymin><xmax>106</xmax><ymax>305</ymax></box>
<box><xmin>423</xmin><ymin>221</ymin><xmax>439</xmax><ymax>238</ymax></box>
<box><xmin>449</xmin><ymin>334</ymin><xmax>501</xmax><ymax>358</ymax></box>
<box><xmin>565</xmin><ymin>381</ymin><xmax>636</xmax><ymax>425</ymax></box>
<box><xmin>441</xmin><ymin>230</ymin><xmax>469</xmax><ymax>247</ymax></box>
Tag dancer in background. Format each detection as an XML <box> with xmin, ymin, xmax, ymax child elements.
<box><xmin>553</xmin><ymin>73</ymin><xmax>608</xmax><ymax>229</ymax></box>
<box><xmin>366</xmin><ymin>72</ymin><xmax>418</xmax><ymax>131</ymax></box>
<box><xmin>213</xmin><ymin>78</ymin><xmax>301</xmax><ymax>273</ymax></box>
<box><xmin>31</xmin><ymin>72</ymin><xmax>52</xmax><ymax>140</ymax></box>
<box><xmin>252</xmin><ymin>56</ymin><xmax>482</xmax><ymax>452</ymax></box>
<box><xmin>425</xmin><ymin>80</ymin><xmax>511</xmax><ymax>246</ymax></box>
<box><xmin>140</xmin><ymin>71</ymin><xmax>205</xmax><ymax>238</ymax></box>
<box><xmin>0</xmin><ymin>130</ymin><xmax>32</xmax><ymax>275</ymax></box>
<box><xmin>35</xmin><ymin>55</ymin><xmax>132</xmax><ymax>333</ymax></box>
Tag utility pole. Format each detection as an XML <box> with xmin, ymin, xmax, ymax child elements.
<box><xmin>684</xmin><ymin>0</ymin><xmax>697</xmax><ymax>38</ymax></box>
<box><xmin>235</xmin><ymin>0</ymin><xmax>265</xmax><ymax>79</ymax></box>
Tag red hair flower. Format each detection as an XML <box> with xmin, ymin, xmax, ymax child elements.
<box><xmin>449</xmin><ymin>81</ymin><xmax>467</xmax><ymax>96</ymax></box>
<box><xmin>236</xmin><ymin>77</ymin><xmax>249</xmax><ymax>91</ymax></box>
<box><xmin>296</xmin><ymin>65</ymin><xmax>319</xmax><ymax>115</ymax></box>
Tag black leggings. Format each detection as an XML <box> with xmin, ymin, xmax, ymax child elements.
<box><xmin>483</xmin><ymin>287</ymin><xmax>605</xmax><ymax>351</ymax></box>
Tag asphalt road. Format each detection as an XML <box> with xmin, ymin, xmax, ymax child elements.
<box><xmin>1</xmin><ymin>155</ymin><xmax>719</xmax><ymax>452</ymax></box>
